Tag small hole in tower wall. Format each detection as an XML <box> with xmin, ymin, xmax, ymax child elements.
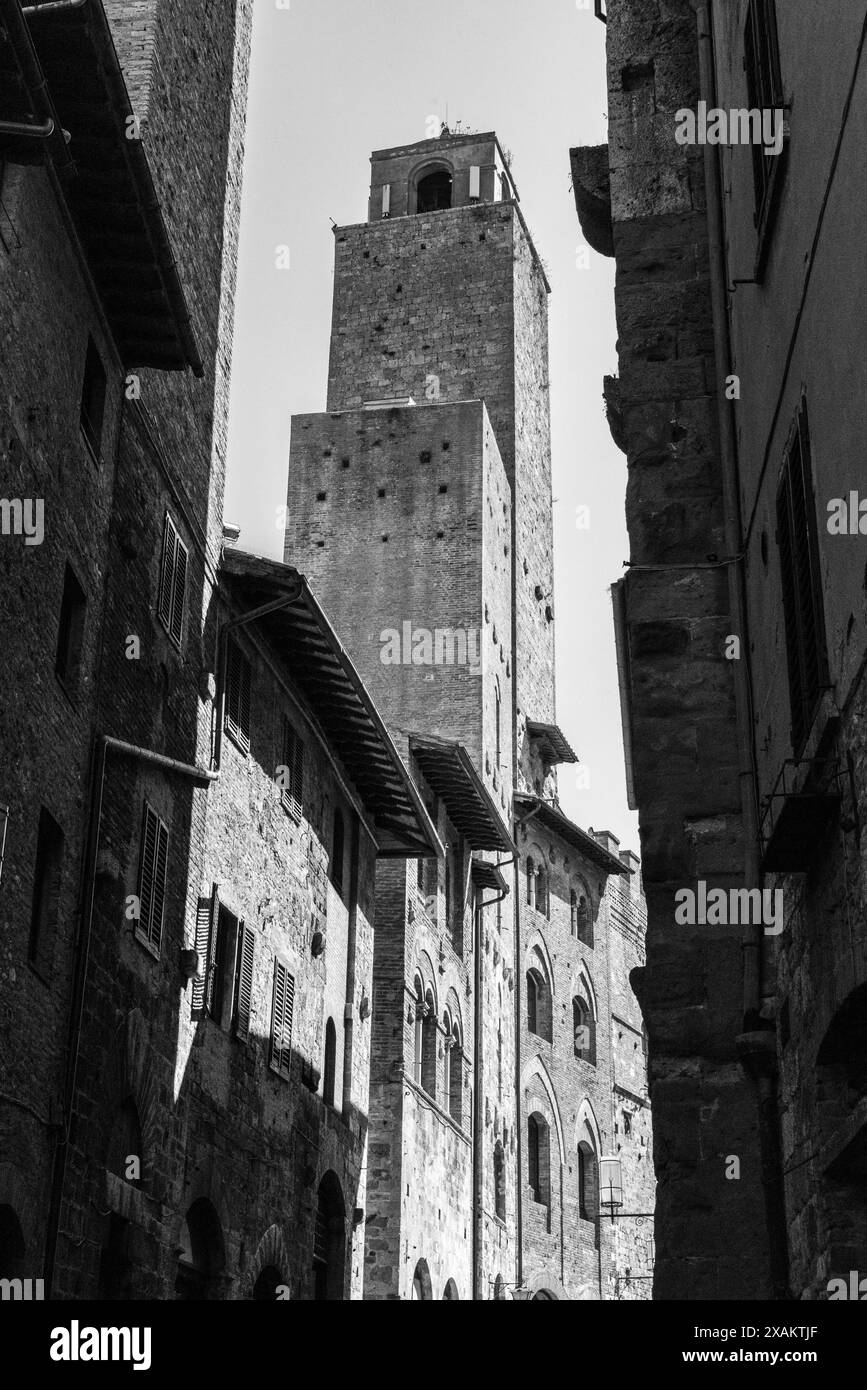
<box><xmin>442</xmin><ymin>441</ymin><xmax>450</xmax><ymax>451</ymax></box>
<box><xmin>439</xmin><ymin>485</ymin><xmax>448</xmax><ymax>495</ymax></box>
<box><xmin>761</xmin><ymin>531</ymin><xmax>769</xmax><ymax>566</ymax></box>
<box><xmin>419</xmin><ymin>450</ymin><xmax>432</xmax><ymax>464</ymax></box>
<box><xmin>341</xmin><ymin>458</ymin><xmax>350</xmax><ymax>469</ymax></box>
<box><xmin>377</xmin><ymin>488</ymin><xmax>386</xmax><ymax>498</ymax></box>
<box><xmin>317</xmin><ymin>491</ymin><xmax>327</xmax><ymax>501</ymax></box>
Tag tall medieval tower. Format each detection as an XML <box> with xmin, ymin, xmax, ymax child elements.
<box><xmin>285</xmin><ymin>129</ymin><xmax>573</xmax><ymax>1298</ymax></box>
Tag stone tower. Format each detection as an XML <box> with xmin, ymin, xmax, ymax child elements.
<box><xmin>284</xmin><ymin>129</ymin><xmax>568</xmax><ymax>1299</ymax></box>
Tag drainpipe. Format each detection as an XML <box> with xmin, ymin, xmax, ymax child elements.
<box><xmin>693</xmin><ymin>0</ymin><xmax>790</xmax><ymax>1297</ymax></box>
<box><xmin>44</xmin><ymin>736</ymin><xmax>216</xmax><ymax>1297</ymax></box>
<box><xmin>512</xmin><ymin>801</ymin><xmax>541</xmax><ymax>1298</ymax></box>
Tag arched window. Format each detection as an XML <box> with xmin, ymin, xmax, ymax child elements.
<box><xmin>175</xmin><ymin>1199</ymin><xmax>225</xmax><ymax>1300</ymax></box>
<box><xmin>413</xmin><ymin>976</ymin><xmax>424</xmax><ymax>1085</ymax></box>
<box><xmin>526</xmin><ymin>856</ymin><xmax>535</xmax><ymax>909</ymax></box>
<box><xmin>578</xmin><ymin>1141</ymin><xmax>599</xmax><ymax>1236</ymax></box>
<box><xmin>313</xmin><ymin>1171</ymin><xmax>345</xmax><ymax>1300</ymax></box>
<box><xmin>573</xmin><ymin>996</ymin><xmax>596</xmax><ymax>1065</ymax></box>
<box><xmin>494</xmin><ymin>1140</ymin><xmax>506</xmax><ymax>1220</ymax></box>
<box><xmin>526</xmin><ymin>963</ymin><xmax>552</xmax><ymax>1043</ymax></box>
<box><xmin>526</xmin><ymin>970</ymin><xmax>538</xmax><ymax>1035</ymax></box>
<box><xmin>416</xmin><ymin>168</ymin><xmax>452</xmax><ymax>213</ymax></box>
<box><xmin>535</xmin><ymin>865</ymin><xmax>548</xmax><ymax>918</ymax></box>
<box><xmin>331</xmin><ymin>808</ymin><xmax>344</xmax><ymax>896</ymax></box>
<box><xmin>106</xmin><ymin>1096</ymin><xmax>144</xmax><ymax>1187</ymax></box>
<box><xmin>445</xmin><ymin>1014</ymin><xmax>462</xmax><ymax>1123</ymax></box>
<box><xmin>442</xmin><ymin>1277</ymin><xmax>459</xmax><ymax>1300</ymax></box>
<box><xmin>527</xmin><ymin>1114</ymin><xmax>551</xmax><ymax>1207</ymax></box>
<box><xmin>323</xmin><ymin>1017</ymin><xmax>337</xmax><ymax>1107</ymax></box>
<box><xmin>412</xmin><ymin>1258</ymin><xmax>432</xmax><ymax>1299</ymax></box>
<box><xmin>421</xmin><ymin>988</ymin><xmax>437</xmax><ymax>1096</ymax></box>
<box><xmin>572</xmin><ymin>886</ymin><xmax>592</xmax><ymax>945</ymax></box>
<box><xmin>493</xmin><ymin>1273</ymin><xmax>507</xmax><ymax>1301</ymax></box>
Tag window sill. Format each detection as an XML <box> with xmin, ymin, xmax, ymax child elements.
<box><xmin>133</xmin><ymin>929</ymin><xmax>161</xmax><ymax>963</ymax></box>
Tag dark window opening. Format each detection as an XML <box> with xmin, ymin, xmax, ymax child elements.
<box><xmin>494</xmin><ymin>1141</ymin><xmax>506</xmax><ymax>1221</ymax></box>
<box><xmin>323</xmin><ymin>1016</ymin><xmax>337</xmax><ymax>1108</ymax></box>
<box><xmin>312</xmin><ymin>1173</ymin><xmax>345</xmax><ymax>1300</ymax></box>
<box><xmin>99</xmin><ymin>1214</ymin><xmax>133</xmax><ymax>1300</ymax></box>
<box><xmin>527</xmin><ymin>1114</ymin><xmax>550</xmax><ymax>1208</ymax></box>
<box><xmin>777</xmin><ymin>400</ymin><xmax>827</xmax><ymax>754</ymax></box>
<box><xmin>158</xmin><ymin>514</ymin><xmax>188</xmax><ymax>647</ymax></box>
<box><xmin>253</xmin><ymin>1265</ymin><xmax>284</xmax><ymax>1300</ymax></box>
<box><xmin>417</xmin><ymin>169</ymin><xmax>452</xmax><ymax>213</ymax></box>
<box><xmin>175</xmin><ymin>1199</ymin><xmax>225</xmax><ymax>1301</ymax></box>
<box><xmin>269</xmin><ymin>959</ymin><xmax>295</xmax><ymax>1080</ymax></box>
<box><xmin>744</xmin><ymin>0</ymin><xmax>784</xmax><ymax>249</ymax></box>
<box><xmin>280</xmin><ymin>719</ymin><xmax>304</xmax><ymax>820</ymax></box>
<box><xmin>55</xmin><ymin>563</ymin><xmax>87</xmax><ymax>697</ymax></box>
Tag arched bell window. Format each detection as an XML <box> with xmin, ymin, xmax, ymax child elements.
<box><xmin>416</xmin><ymin>168</ymin><xmax>452</xmax><ymax>213</ymax></box>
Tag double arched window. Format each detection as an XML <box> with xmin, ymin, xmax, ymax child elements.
<box><xmin>525</xmin><ymin>854</ymin><xmax>549</xmax><ymax>917</ymax></box>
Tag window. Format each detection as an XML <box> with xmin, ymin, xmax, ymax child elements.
<box><xmin>136</xmin><ymin>803</ymin><xmax>168</xmax><ymax>956</ymax></box>
<box><xmin>80</xmin><ymin>336</ymin><xmax>106</xmax><ymax>461</ymax></box>
<box><xmin>105</xmin><ymin>1097</ymin><xmax>143</xmax><ymax>1188</ymax></box>
<box><xmin>526</xmin><ymin>963</ymin><xmax>552</xmax><ymax>1042</ymax></box>
<box><xmin>196</xmin><ymin>901</ymin><xmax>252</xmax><ymax>1035</ymax></box>
<box><xmin>535</xmin><ymin>865</ymin><xmax>548</xmax><ymax>917</ymax></box>
<box><xmin>445</xmin><ymin>842</ymin><xmax>463</xmax><ymax>952</ymax></box>
<box><xmin>494</xmin><ymin>1141</ymin><xmax>506</xmax><ymax>1220</ymax></box>
<box><xmin>469</xmin><ymin>165</ymin><xmax>481</xmax><ymax>201</ymax></box>
<box><xmin>225</xmin><ymin>638</ymin><xmax>252</xmax><ymax>753</ymax></box>
<box><xmin>175</xmin><ymin>1199</ymin><xmax>225</xmax><ymax>1301</ymax></box>
<box><xmin>280</xmin><ymin>718</ymin><xmax>304</xmax><ymax>820</ymax></box>
<box><xmin>411</xmin><ymin>1258</ymin><xmax>431</xmax><ymax>1301</ymax></box>
<box><xmin>446</xmin><ymin>1017</ymin><xmax>462</xmax><ymax>1123</ymax></box>
<box><xmin>623</xmin><ymin>1109</ymin><xmax>632</xmax><ymax>1137</ymax></box>
<box><xmin>412</xmin><ymin>976</ymin><xmax>425</xmax><ymax>1085</ymax></box>
<box><xmin>331</xmin><ymin>809</ymin><xmax>345</xmax><ymax>896</ymax></box>
<box><xmin>55</xmin><ymin>562</ymin><xmax>86</xmax><ymax>697</ymax></box>
<box><xmin>527</xmin><ymin>1114</ymin><xmax>550</xmax><ymax>1207</ymax></box>
<box><xmin>494</xmin><ymin>677</ymin><xmax>501</xmax><ymax>770</ymax></box>
<box><xmin>777</xmin><ymin>400</ymin><xmax>828</xmax><ymax>754</ymax></box>
<box><xmin>526</xmin><ymin>857</ymin><xmax>535</xmax><ymax>909</ymax></box>
<box><xmin>157</xmin><ymin>514</ymin><xmax>188</xmax><ymax>647</ymax></box>
<box><xmin>323</xmin><ymin>1017</ymin><xmax>337</xmax><ymax>1107</ymax></box>
<box><xmin>416</xmin><ymin>168</ymin><xmax>452</xmax><ymax>213</ymax></box>
<box><xmin>573</xmin><ymin>996</ymin><xmax>596</xmax><ymax>1065</ymax></box>
<box><xmin>269</xmin><ymin>959</ymin><xmax>295</xmax><ymax>1080</ymax></box>
<box><xmin>744</xmin><ymin>0</ymin><xmax>784</xmax><ymax>252</ymax></box>
<box><xmin>29</xmin><ymin>808</ymin><xmax>63</xmax><ymax>979</ymax></box>
<box><xmin>578</xmin><ymin>1140</ymin><xmax>599</xmax><ymax>1236</ymax></box>
<box><xmin>572</xmin><ymin>888</ymin><xmax>593</xmax><ymax>946</ymax></box>
<box><xmin>421</xmin><ymin>989</ymin><xmax>437</xmax><ymax>1096</ymax></box>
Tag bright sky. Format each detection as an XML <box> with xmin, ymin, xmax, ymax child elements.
<box><xmin>226</xmin><ymin>0</ymin><xmax>640</xmax><ymax>852</ymax></box>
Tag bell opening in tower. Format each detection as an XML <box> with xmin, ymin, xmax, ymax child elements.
<box><xmin>416</xmin><ymin>168</ymin><xmax>453</xmax><ymax>213</ymax></box>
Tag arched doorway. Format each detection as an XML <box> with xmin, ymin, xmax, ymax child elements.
<box><xmin>416</xmin><ymin>168</ymin><xmax>452</xmax><ymax>213</ymax></box>
<box><xmin>411</xmin><ymin>1258</ymin><xmax>432</xmax><ymax>1300</ymax></box>
<box><xmin>442</xmin><ymin>1277</ymin><xmax>459</xmax><ymax>1300</ymax></box>
<box><xmin>313</xmin><ymin>1171</ymin><xmax>345</xmax><ymax>1300</ymax></box>
<box><xmin>175</xmin><ymin>1199</ymin><xmax>225</xmax><ymax>1300</ymax></box>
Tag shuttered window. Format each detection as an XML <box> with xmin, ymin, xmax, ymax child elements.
<box><xmin>193</xmin><ymin>885</ymin><xmax>219</xmax><ymax>1014</ymax></box>
<box><xmin>280</xmin><ymin>717</ymin><xmax>304</xmax><ymax>819</ymax></box>
<box><xmin>776</xmin><ymin>401</ymin><xmax>828</xmax><ymax>755</ymax></box>
<box><xmin>233</xmin><ymin>923</ymin><xmax>256</xmax><ymax>1042</ymax></box>
<box><xmin>225</xmin><ymin>639</ymin><xmax>252</xmax><ymax>753</ymax></box>
<box><xmin>745</xmin><ymin>0</ymin><xmax>784</xmax><ymax>243</ymax></box>
<box><xmin>158</xmin><ymin>514</ymin><xmax>188</xmax><ymax>647</ymax></box>
<box><xmin>270</xmin><ymin>959</ymin><xmax>295</xmax><ymax>1079</ymax></box>
<box><xmin>137</xmin><ymin>803</ymin><xmax>169</xmax><ymax>956</ymax></box>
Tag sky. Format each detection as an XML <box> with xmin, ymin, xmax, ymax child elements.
<box><xmin>225</xmin><ymin>0</ymin><xmax>640</xmax><ymax>851</ymax></box>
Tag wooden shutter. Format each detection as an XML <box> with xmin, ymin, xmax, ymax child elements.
<box><xmin>138</xmin><ymin>804</ymin><xmax>158</xmax><ymax>944</ymax></box>
<box><xmin>150</xmin><ymin>817</ymin><xmax>169</xmax><ymax>955</ymax></box>
<box><xmin>469</xmin><ymin>165</ymin><xmax>480</xmax><ymax>200</ymax></box>
<box><xmin>192</xmin><ymin>884</ymin><xmax>219</xmax><ymax>1013</ymax></box>
<box><xmin>234</xmin><ymin>923</ymin><xmax>255</xmax><ymax>1042</ymax></box>
<box><xmin>158</xmin><ymin>515</ymin><xmax>176</xmax><ymax>630</ymax></box>
<box><xmin>270</xmin><ymin>960</ymin><xmax>295</xmax><ymax>1077</ymax></box>
<box><xmin>169</xmin><ymin>533</ymin><xmax>188</xmax><ymax>645</ymax></box>
<box><xmin>381</xmin><ymin>183</ymin><xmax>391</xmax><ymax>217</ymax></box>
<box><xmin>226</xmin><ymin>640</ymin><xmax>252</xmax><ymax>753</ymax></box>
<box><xmin>281</xmin><ymin>719</ymin><xmax>304</xmax><ymax>819</ymax></box>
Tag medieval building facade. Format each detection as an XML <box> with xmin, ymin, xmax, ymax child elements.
<box><xmin>573</xmin><ymin>0</ymin><xmax>867</xmax><ymax>1299</ymax></box>
<box><xmin>0</xmin><ymin>1</ymin><xmax>652</xmax><ymax>1301</ymax></box>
